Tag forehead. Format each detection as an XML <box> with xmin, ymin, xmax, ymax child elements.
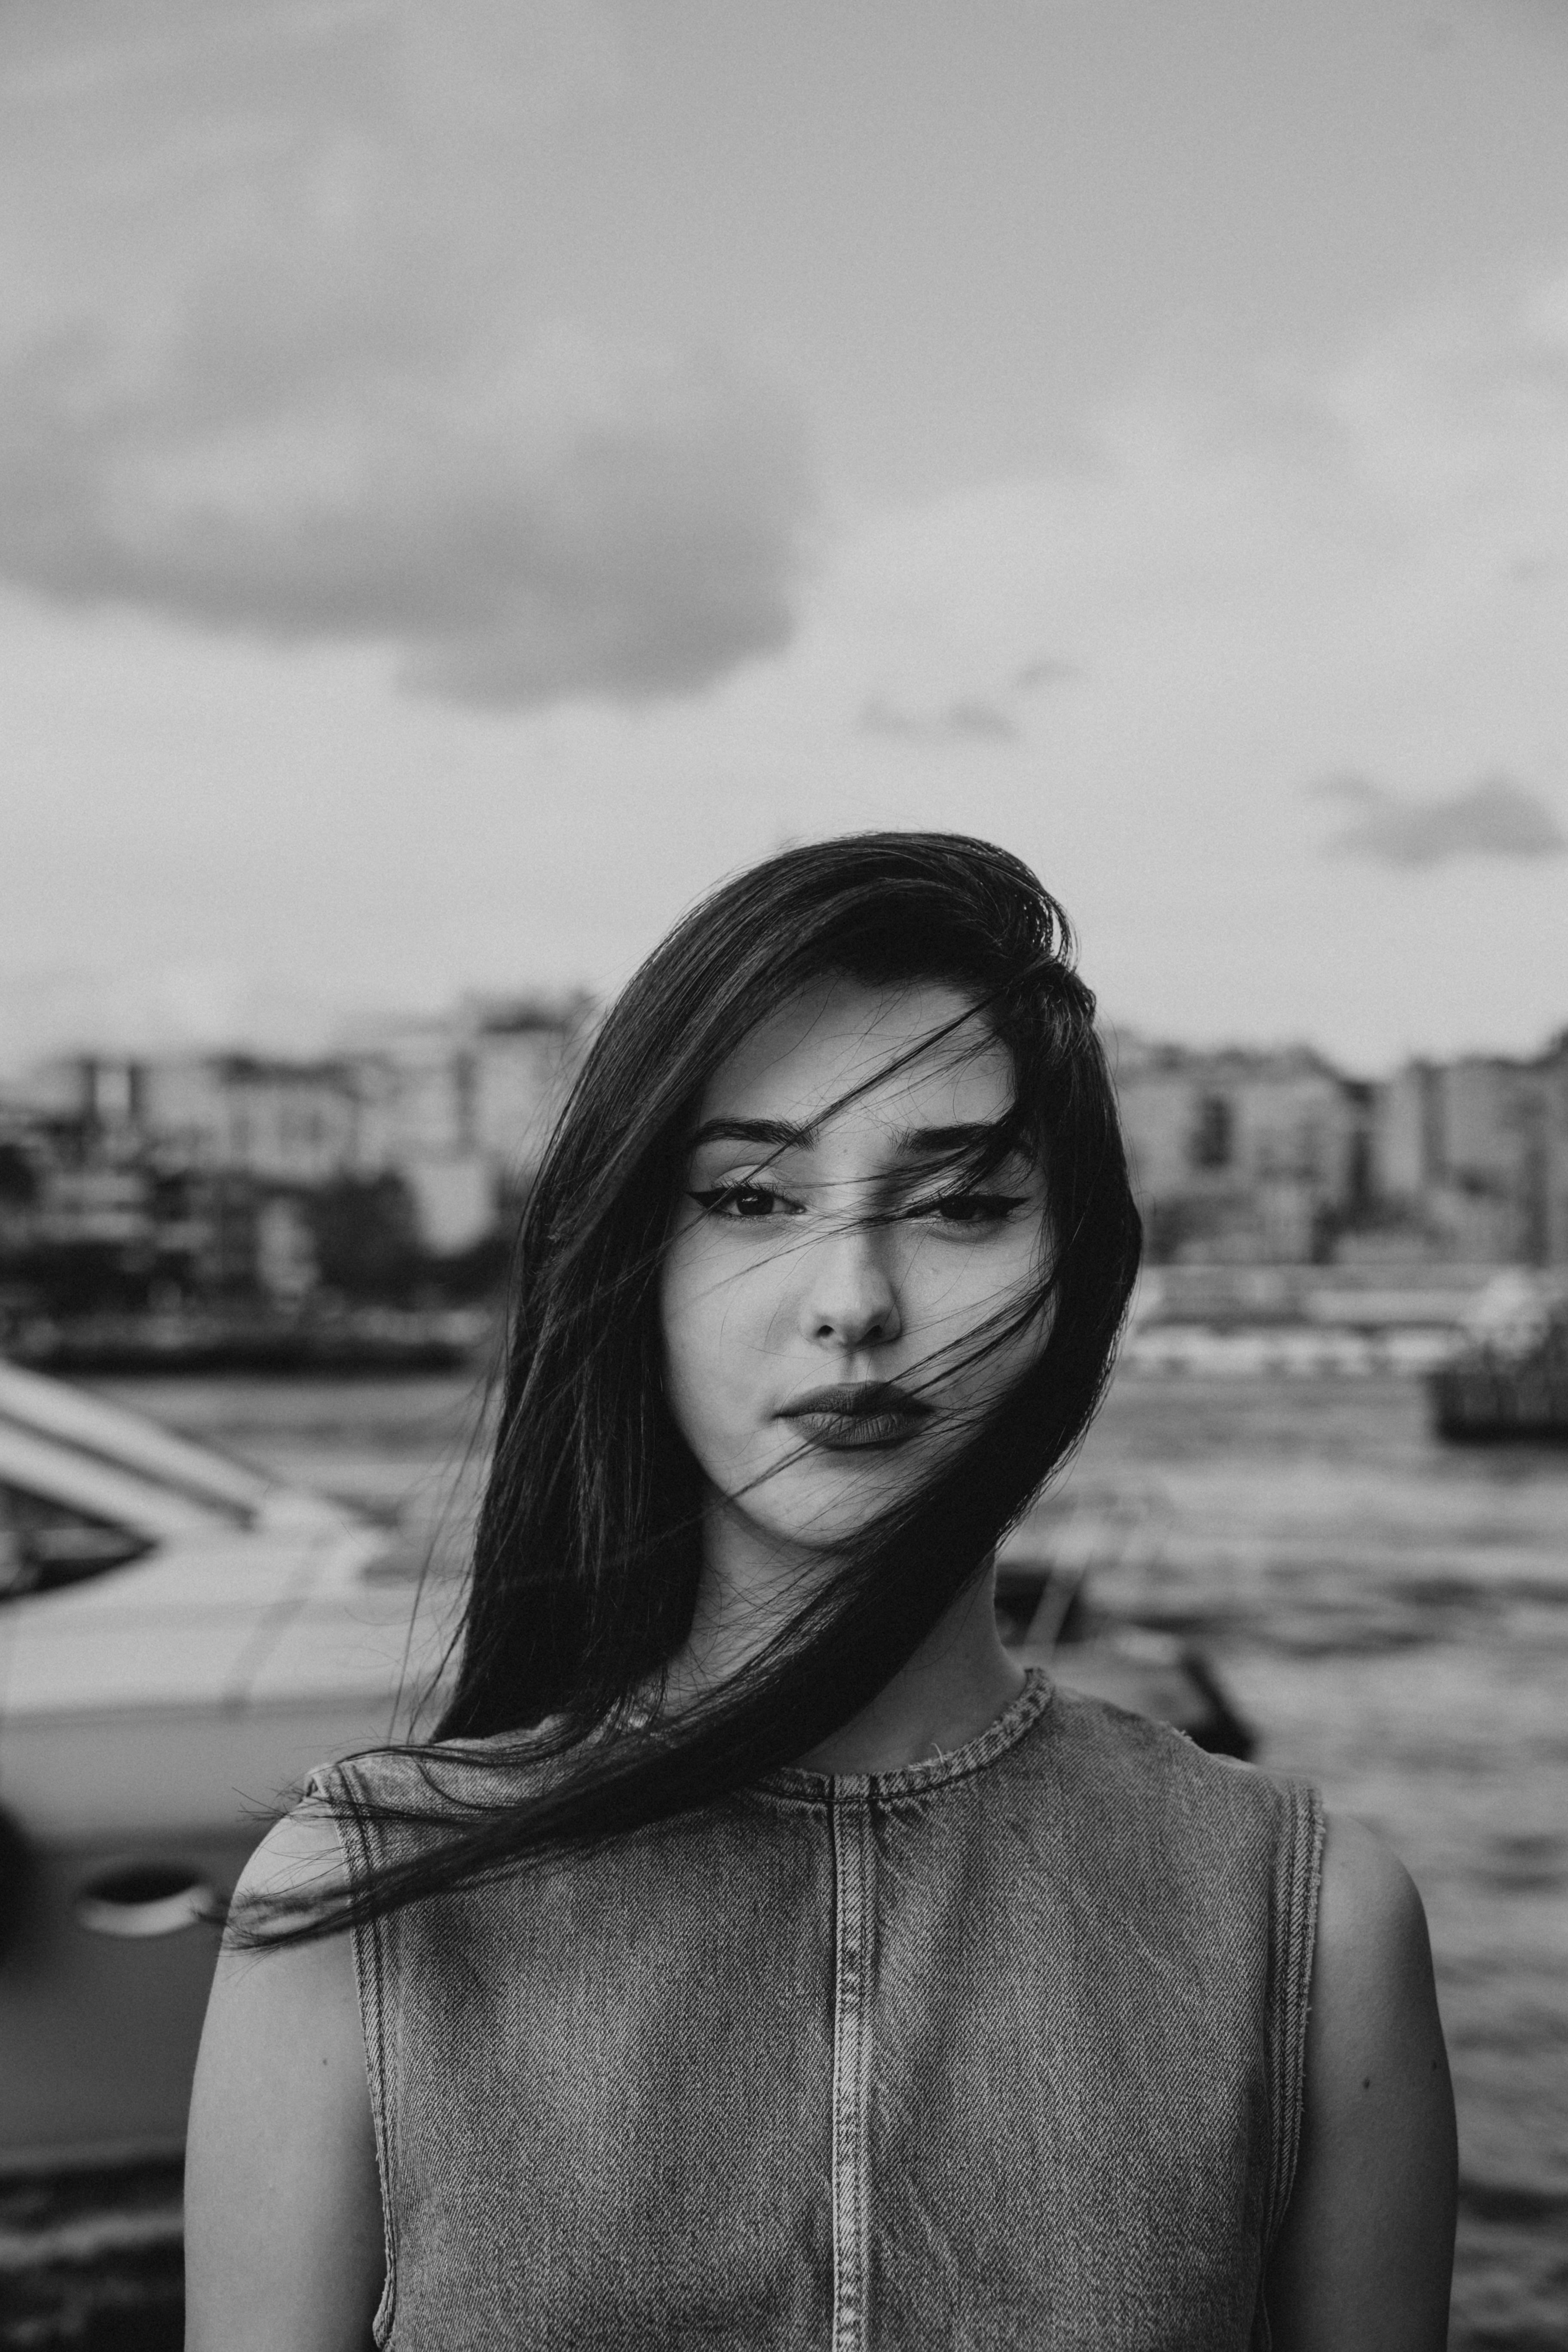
<box><xmin>695</xmin><ymin>977</ymin><xmax>1014</xmax><ymax>1136</ymax></box>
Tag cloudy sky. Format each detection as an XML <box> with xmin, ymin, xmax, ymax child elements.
<box><xmin>3</xmin><ymin>0</ymin><xmax>1567</xmax><ymax>1072</ymax></box>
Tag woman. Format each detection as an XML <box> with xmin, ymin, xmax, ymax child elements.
<box><xmin>186</xmin><ymin>833</ymin><xmax>1455</xmax><ymax>2350</ymax></box>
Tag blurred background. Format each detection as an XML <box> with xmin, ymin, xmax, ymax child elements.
<box><xmin>1</xmin><ymin>3</ymin><xmax>1565</xmax><ymax>2346</ymax></box>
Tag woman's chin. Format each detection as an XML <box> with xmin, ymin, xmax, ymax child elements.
<box><xmin>734</xmin><ymin>1459</ymin><xmax>926</xmax><ymax>1555</ymax></box>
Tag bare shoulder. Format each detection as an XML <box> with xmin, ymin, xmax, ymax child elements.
<box><xmin>184</xmin><ymin>1807</ymin><xmax>385</xmax><ymax>2352</ymax></box>
<box><xmin>224</xmin><ymin>1796</ymin><xmax>355</xmax><ymax>1921</ymax></box>
<box><xmin>1264</xmin><ymin>1810</ymin><xmax>1457</xmax><ymax>2352</ymax></box>
<box><xmin>1307</xmin><ymin>1810</ymin><xmax>1439</xmax><ymax>2058</ymax></box>
<box><xmin>194</xmin><ymin>1804</ymin><xmax>361</xmax><ymax>2078</ymax></box>
<box><xmin>1317</xmin><ymin>1809</ymin><xmax>1427</xmax><ymax>1962</ymax></box>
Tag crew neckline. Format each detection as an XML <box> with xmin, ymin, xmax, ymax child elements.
<box><xmin>752</xmin><ymin>1665</ymin><xmax>1054</xmax><ymax>1805</ymax></box>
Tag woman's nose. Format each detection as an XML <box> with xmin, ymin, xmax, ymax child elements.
<box><xmin>798</xmin><ymin>1219</ymin><xmax>903</xmax><ymax>1350</ymax></box>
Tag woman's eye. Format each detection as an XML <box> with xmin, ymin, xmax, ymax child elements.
<box><xmin>916</xmin><ymin>1192</ymin><xmax>1029</xmax><ymax>1227</ymax></box>
<box><xmin>689</xmin><ymin>1183</ymin><xmax>796</xmax><ymax>1220</ymax></box>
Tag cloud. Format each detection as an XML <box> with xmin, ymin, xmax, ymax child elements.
<box><xmin>0</xmin><ymin>322</ymin><xmax>813</xmax><ymax>706</ymax></box>
<box><xmin>856</xmin><ymin>695</ymin><xmax>1021</xmax><ymax>744</ymax></box>
<box><xmin>0</xmin><ymin>0</ymin><xmax>813</xmax><ymax>706</ymax></box>
<box><xmin>1314</xmin><ymin>775</ymin><xmax>1568</xmax><ymax>868</ymax></box>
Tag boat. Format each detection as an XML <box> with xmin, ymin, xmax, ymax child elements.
<box><xmin>1428</xmin><ymin>1276</ymin><xmax>1568</xmax><ymax>1444</ymax></box>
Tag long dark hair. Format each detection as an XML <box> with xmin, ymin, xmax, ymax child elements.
<box><xmin>245</xmin><ymin>832</ymin><xmax>1141</xmax><ymax>1942</ymax></box>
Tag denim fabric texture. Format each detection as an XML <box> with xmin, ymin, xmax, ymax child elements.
<box><xmin>309</xmin><ymin>1669</ymin><xmax>1323</xmax><ymax>2352</ymax></box>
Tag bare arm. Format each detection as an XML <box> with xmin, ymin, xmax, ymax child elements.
<box><xmin>184</xmin><ymin>1812</ymin><xmax>385</xmax><ymax>2352</ymax></box>
<box><xmin>1265</xmin><ymin>1811</ymin><xmax>1457</xmax><ymax>2351</ymax></box>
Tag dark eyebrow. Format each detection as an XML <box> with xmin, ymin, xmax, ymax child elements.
<box><xmin>686</xmin><ymin>1117</ymin><xmax>815</xmax><ymax>1152</ymax></box>
<box><xmin>894</xmin><ymin>1119</ymin><xmax>1020</xmax><ymax>1155</ymax></box>
<box><xmin>686</xmin><ymin>1115</ymin><xmax>1021</xmax><ymax>1157</ymax></box>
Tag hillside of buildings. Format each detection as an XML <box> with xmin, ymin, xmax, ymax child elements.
<box><xmin>1</xmin><ymin>1001</ymin><xmax>1565</xmax><ymax>1365</ymax></box>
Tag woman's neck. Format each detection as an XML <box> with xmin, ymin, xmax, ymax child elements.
<box><xmin>793</xmin><ymin>1571</ymin><xmax>1027</xmax><ymax>1774</ymax></box>
<box><xmin>660</xmin><ymin>1500</ymin><xmax>1026</xmax><ymax>1773</ymax></box>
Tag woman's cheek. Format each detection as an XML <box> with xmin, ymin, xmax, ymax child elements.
<box><xmin>935</xmin><ymin>1250</ymin><xmax>1052</xmax><ymax>1390</ymax></box>
<box><xmin>668</xmin><ymin>1250</ymin><xmax>769</xmax><ymax>1445</ymax></box>
<box><xmin>911</xmin><ymin>1235</ymin><xmax>1026</xmax><ymax>1330</ymax></box>
<box><xmin>660</xmin><ymin>1243</ymin><xmax>724</xmax><ymax>1446</ymax></box>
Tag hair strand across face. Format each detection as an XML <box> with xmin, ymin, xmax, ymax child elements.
<box><xmin>235</xmin><ymin>832</ymin><xmax>1141</xmax><ymax>1947</ymax></box>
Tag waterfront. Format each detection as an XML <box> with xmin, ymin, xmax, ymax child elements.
<box><xmin>8</xmin><ymin>1360</ymin><xmax>1565</xmax><ymax>2348</ymax></box>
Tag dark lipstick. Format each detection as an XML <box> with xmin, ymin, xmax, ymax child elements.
<box><xmin>776</xmin><ymin>1381</ymin><xmax>933</xmax><ymax>1452</ymax></box>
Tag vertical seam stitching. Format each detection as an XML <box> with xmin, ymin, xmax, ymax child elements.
<box><xmin>829</xmin><ymin>1788</ymin><xmax>871</xmax><ymax>2352</ymax></box>
<box><xmin>333</xmin><ymin>1766</ymin><xmax>400</xmax><ymax>2348</ymax></box>
<box><xmin>854</xmin><ymin>1802</ymin><xmax>873</xmax><ymax>2351</ymax></box>
<box><xmin>829</xmin><ymin>1785</ymin><xmax>847</xmax><ymax>2352</ymax></box>
<box><xmin>1265</xmin><ymin>1781</ymin><xmax>1325</xmax><ymax>2253</ymax></box>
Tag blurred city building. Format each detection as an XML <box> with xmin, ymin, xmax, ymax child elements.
<box><xmin>0</xmin><ymin>994</ymin><xmax>594</xmax><ymax>1328</ymax></box>
<box><xmin>1373</xmin><ymin>1040</ymin><xmax>1568</xmax><ymax>1267</ymax></box>
<box><xmin>1110</xmin><ymin>1029</ymin><xmax>1568</xmax><ymax>1269</ymax></box>
<box><xmin>1111</xmin><ymin>1038</ymin><xmax>1371</xmax><ymax>1264</ymax></box>
<box><xmin>1</xmin><ymin>1008</ymin><xmax>1564</xmax><ymax>1344</ymax></box>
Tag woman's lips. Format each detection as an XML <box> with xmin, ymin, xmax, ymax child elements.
<box><xmin>777</xmin><ymin>1384</ymin><xmax>932</xmax><ymax>1452</ymax></box>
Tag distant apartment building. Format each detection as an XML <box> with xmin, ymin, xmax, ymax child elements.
<box><xmin>337</xmin><ymin>992</ymin><xmax>594</xmax><ymax>1253</ymax></box>
<box><xmin>0</xmin><ymin>1063</ymin><xmax>225</xmax><ymax>1306</ymax></box>
<box><xmin>16</xmin><ymin>1003</ymin><xmax>1557</xmax><ymax>1295</ymax></box>
<box><xmin>1544</xmin><ymin>1044</ymin><xmax>1568</xmax><ymax>1266</ymax></box>
<box><xmin>137</xmin><ymin>1055</ymin><xmax>361</xmax><ymax>1186</ymax></box>
<box><xmin>1375</xmin><ymin>1037</ymin><xmax>1568</xmax><ymax>1265</ymax></box>
<box><xmin>338</xmin><ymin>1025</ymin><xmax>488</xmax><ymax>1258</ymax></box>
<box><xmin>0</xmin><ymin>1096</ymin><xmax>42</xmax><ymax>1256</ymax></box>
<box><xmin>1110</xmin><ymin>1038</ymin><xmax>1367</xmax><ymax>1263</ymax></box>
<box><xmin>467</xmin><ymin>995</ymin><xmax>593</xmax><ymax>1177</ymax></box>
<box><xmin>21</xmin><ymin>1055</ymin><xmax>148</xmax><ymax>1162</ymax></box>
<box><xmin>0</xmin><ymin>998</ymin><xmax>555</xmax><ymax>1323</ymax></box>
<box><xmin>3</xmin><ymin>1059</ymin><xmax>159</xmax><ymax>1280</ymax></box>
<box><xmin>31</xmin><ymin>1166</ymin><xmax>151</xmax><ymax>1250</ymax></box>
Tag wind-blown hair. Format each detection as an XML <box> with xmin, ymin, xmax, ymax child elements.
<box><xmin>244</xmin><ymin>832</ymin><xmax>1141</xmax><ymax>1942</ymax></box>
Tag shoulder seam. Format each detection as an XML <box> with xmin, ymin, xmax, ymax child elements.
<box><xmin>1264</xmin><ymin>1779</ymin><xmax>1325</xmax><ymax>2254</ymax></box>
<box><xmin>320</xmin><ymin>1765</ymin><xmax>401</xmax><ymax>2347</ymax></box>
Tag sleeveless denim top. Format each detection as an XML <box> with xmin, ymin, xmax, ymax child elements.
<box><xmin>309</xmin><ymin>1672</ymin><xmax>1323</xmax><ymax>2352</ymax></box>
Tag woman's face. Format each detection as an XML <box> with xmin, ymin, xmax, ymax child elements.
<box><xmin>660</xmin><ymin>975</ymin><xmax>1052</xmax><ymax>1558</ymax></box>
